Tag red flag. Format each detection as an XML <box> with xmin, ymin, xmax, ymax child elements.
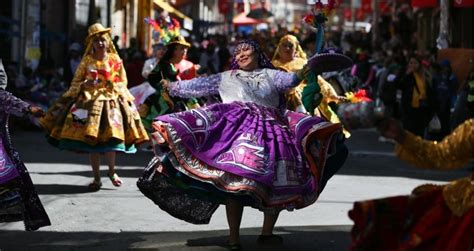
<box><xmin>362</xmin><ymin>0</ymin><xmax>372</xmax><ymax>12</ymax></box>
<box><xmin>453</xmin><ymin>0</ymin><xmax>474</xmax><ymax>7</ymax></box>
<box><xmin>218</xmin><ymin>0</ymin><xmax>230</xmax><ymax>14</ymax></box>
<box><xmin>379</xmin><ymin>1</ymin><xmax>390</xmax><ymax>14</ymax></box>
<box><xmin>343</xmin><ymin>8</ymin><xmax>352</xmax><ymax>19</ymax></box>
<box><xmin>411</xmin><ymin>0</ymin><xmax>437</xmax><ymax>8</ymax></box>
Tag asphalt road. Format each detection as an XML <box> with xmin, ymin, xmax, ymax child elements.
<box><xmin>0</xmin><ymin>125</ymin><xmax>470</xmax><ymax>251</ymax></box>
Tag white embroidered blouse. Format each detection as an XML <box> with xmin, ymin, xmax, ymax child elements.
<box><xmin>168</xmin><ymin>68</ymin><xmax>300</xmax><ymax>108</ymax></box>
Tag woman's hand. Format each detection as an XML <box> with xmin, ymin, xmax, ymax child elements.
<box><xmin>296</xmin><ymin>65</ymin><xmax>311</xmax><ymax>80</ymax></box>
<box><xmin>160</xmin><ymin>79</ymin><xmax>170</xmax><ymax>91</ymax></box>
<box><xmin>377</xmin><ymin>117</ymin><xmax>406</xmax><ymax>143</ymax></box>
<box><xmin>83</xmin><ymin>79</ymin><xmax>96</xmax><ymax>88</ymax></box>
<box><xmin>28</xmin><ymin>105</ymin><xmax>45</xmax><ymax>118</ymax></box>
<box><xmin>336</xmin><ymin>96</ymin><xmax>349</xmax><ymax>103</ymax></box>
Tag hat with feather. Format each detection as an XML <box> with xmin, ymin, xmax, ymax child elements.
<box><xmin>303</xmin><ymin>0</ymin><xmax>352</xmax><ymax>73</ymax></box>
<box><xmin>145</xmin><ymin>16</ymin><xmax>190</xmax><ymax>48</ymax></box>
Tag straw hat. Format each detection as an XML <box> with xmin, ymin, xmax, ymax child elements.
<box><xmin>167</xmin><ymin>35</ymin><xmax>191</xmax><ymax>48</ymax></box>
<box><xmin>86</xmin><ymin>23</ymin><xmax>111</xmax><ymax>42</ymax></box>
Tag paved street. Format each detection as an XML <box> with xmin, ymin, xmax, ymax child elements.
<box><xmin>0</xmin><ymin>125</ymin><xmax>470</xmax><ymax>251</ymax></box>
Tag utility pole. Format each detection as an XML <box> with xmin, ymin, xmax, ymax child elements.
<box><xmin>372</xmin><ymin>0</ymin><xmax>379</xmax><ymax>49</ymax></box>
<box><xmin>107</xmin><ymin>0</ymin><xmax>112</xmax><ymax>27</ymax></box>
<box><xmin>351</xmin><ymin>0</ymin><xmax>359</xmax><ymax>31</ymax></box>
<box><xmin>19</xmin><ymin>0</ymin><xmax>27</xmax><ymax>75</ymax></box>
<box><xmin>436</xmin><ymin>0</ymin><xmax>449</xmax><ymax>49</ymax></box>
<box><xmin>88</xmin><ymin>0</ymin><xmax>96</xmax><ymax>26</ymax></box>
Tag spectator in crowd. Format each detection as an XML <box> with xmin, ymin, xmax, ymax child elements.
<box><xmin>142</xmin><ymin>42</ymin><xmax>166</xmax><ymax>79</ymax></box>
<box><xmin>398</xmin><ymin>55</ymin><xmax>435</xmax><ymax>137</ymax></box>
<box><xmin>376</xmin><ymin>55</ymin><xmax>402</xmax><ymax>119</ymax></box>
<box><xmin>63</xmin><ymin>42</ymin><xmax>82</xmax><ymax>85</ymax></box>
<box><xmin>125</xmin><ymin>37</ymin><xmax>139</xmax><ymax>63</ymax></box>
<box><xmin>112</xmin><ymin>35</ymin><xmax>120</xmax><ymax>51</ymax></box>
<box><xmin>198</xmin><ymin>40</ymin><xmax>219</xmax><ymax>75</ymax></box>
<box><xmin>351</xmin><ymin>50</ymin><xmax>376</xmax><ymax>95</ymax></box>
<box><xmin>217</xmin><ymin>36</ymin><xmax>231</xmax><ymax>72</ymax></box>
<box><xmin>451</xmin><ymin>64</ymin><xmax>474</xmax><ymax>128</ymax></box>
<box><xmin>185</xmin><ymin>36</ymin><xmax>201</xmax><ymax>65</ymax></box>
<box><xmin>125</xmin><ymin>51</ymin><xmax>146</xmax><ymax>88</ymax></box>
<box><xmin>430</xmin><ymin>60</ymin><xmax>458</xmax><ymax>140</ymax></box>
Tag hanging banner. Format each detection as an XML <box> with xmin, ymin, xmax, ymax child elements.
<box><xmin>453</xmin><ymin>0</ymin><xmax>474</xmax><ymax>7</ymax></box>
<box><xmin>361</xmin><ymin>0</ymin><xmax>372</xmax><ymax>12</ymax></box>
<box><xmin>411</xmin><ymin>0</ymin><xmax>437</xmax><ymax>8</ymax></box>
<box><xmin>218</xmin><ymin>0</ymin><xmax>231</xmax><ymax>14</ymax></box>
<box><xmin>379</xmin><ymin>1</ymin><xmax>390</xmax><ymax>14</ymax></box>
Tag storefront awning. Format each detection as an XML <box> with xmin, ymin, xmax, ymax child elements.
<box><xmin>233</xmin><ymin>12</ymin><xmax>263</xmax><ymax>26</ymax></box>
<box><xmin>153</xmin><ymin>0</ymin><xmax>189</xmax><ymax>20</ymax></box>
<box><xmin>153</xmin><ymin>0</ymin><xmax>193</xmax><ymax>29</ymax></box>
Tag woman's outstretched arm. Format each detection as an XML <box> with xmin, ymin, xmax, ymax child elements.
<box><xmin>167</xmin><ymin>73</ymin><xmax>221</xmax><ymax>98</ymax></box>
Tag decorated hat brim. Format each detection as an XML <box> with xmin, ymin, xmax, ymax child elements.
<box><xmin>168</xmin><ymin>40</ymin><xmax>191</xmax><ymax>48</ymax></box>
<box><xmin>86</xmin><ymin>28</ymin><xmax>112</xmax><ymax>41</ymax></box>
<box><xmin>307</xmin><ymin>52</ymin><xmax>353</xmax><ymax>73</ymax></box>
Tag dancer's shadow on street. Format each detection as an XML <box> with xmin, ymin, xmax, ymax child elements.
<box><xmin>35</xmin><ymin>184</ymin><xmax>114</xmax><ymax>194</ymax></box>
<box><xmin>185</xmin><ymin>226</ymin><xmax>351</xmax><ymax>251</ymax></box>
<box><xmin>0</xmin><ymin>226</ymin><xmax>351</xmax><ymax>251</ymax></box>
<box><xmin>33</xmin><ymin>169</ymin><xmax>144</xmax><ymax>179</ymax></box>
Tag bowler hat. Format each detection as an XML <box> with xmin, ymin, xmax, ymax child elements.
<box><xmin>307</xmin><ymin>47</ymin><xmax>353</xmax><ymax>73</ymax></box>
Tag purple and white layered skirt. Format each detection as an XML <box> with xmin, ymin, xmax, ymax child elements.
<box><xmin>138</xmin><ymin>101</ymin><xmax>344</xmax><ymax>224</ymax></box>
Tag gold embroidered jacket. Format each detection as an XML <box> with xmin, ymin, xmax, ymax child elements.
<box><xmin>395</xmin><ymin>119</ymin><xmax>474</xmax><ymax>216</ymax></box>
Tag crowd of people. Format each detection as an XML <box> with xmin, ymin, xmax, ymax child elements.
<box><xmin>4</xmin><ymin>26</ymin><xmax>471</xmax><ymax>141</ymax></box>
<box><xmin>0</xmin><ymin>4</ymin><xmax>473</xmax><ymax>250</ymax></box>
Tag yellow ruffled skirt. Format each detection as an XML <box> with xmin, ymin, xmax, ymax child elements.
<box><xmin>40</xmin><ymin>93</ymin><xmax>148</xmax><ymax>153</ymax></box>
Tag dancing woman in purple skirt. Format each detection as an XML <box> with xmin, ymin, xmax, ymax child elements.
<box><xmin>137</xmin><ymin>40</ymin><xmax>348</xmax><ymax>249</ymax></box>
<box><xmin>0</xmin><ymin>59</ymin><xmax>50</xmax><ymax>230</ymax></box>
